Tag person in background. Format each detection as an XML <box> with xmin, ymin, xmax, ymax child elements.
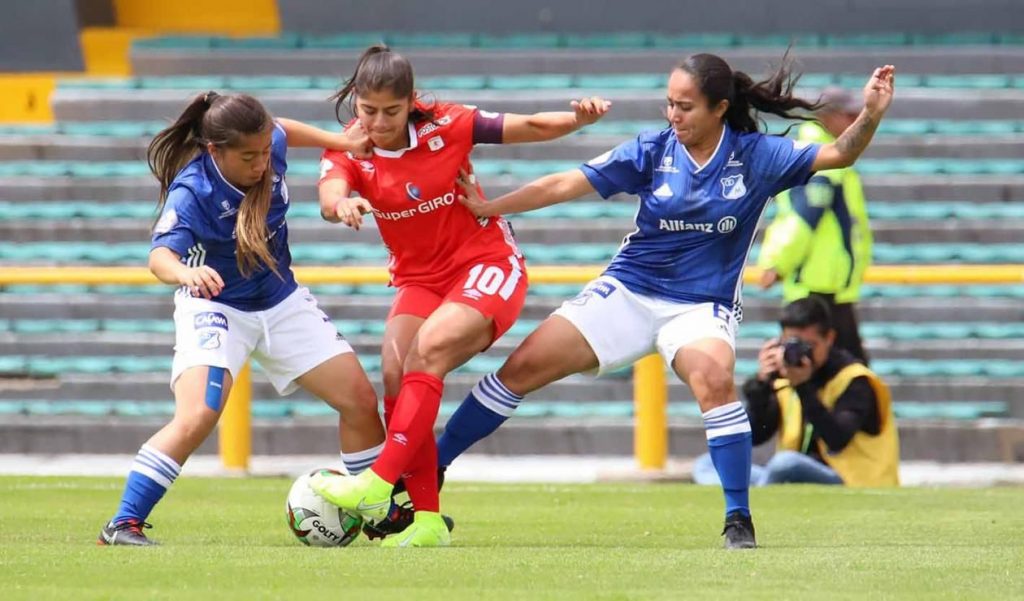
<box><xmin>757</xmin><ymin>86</ymin><xmax>873</xmax><ymax>364</ymax></box>
<box><xmin>694</xmin><ymin>297</ymin><xmax>899</xmax><ymax>487</ymax></box>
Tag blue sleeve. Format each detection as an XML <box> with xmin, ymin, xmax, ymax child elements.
<box><xmin>151</xmin><ymin>187</ymin><xmax>198</xmax><ymax>258</ymax></box>
<box><xmin>579</xmin><ymin>136</ymin><xmax>650</xmax><ymax>199</ymax></box>
<box><xmin>271</xmin><ymin>120</ymin><xmax>288</xmax><ymax>174</ymax></box>
<box><xmin>758</xmin><ymin>135</ymin><xmax>821</xmax><ymax>196</ymax></box>
<box><xmin>789</xmin><ymin>175</ymin><xmax>836</xmax><ymax>228</ymax></box>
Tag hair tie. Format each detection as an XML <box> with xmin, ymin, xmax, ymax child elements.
<box><xmin>203</xmin><ymin>90</ymin><xmax>219</xmax><ymax>105</ymax></box>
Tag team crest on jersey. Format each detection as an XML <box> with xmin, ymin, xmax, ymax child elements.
<box><xmin>154</xmin><ymin>209</ymin><xmax>177</xmax><ymax>234</ymax></box>
<box><xmin>427</xmin><ymin>136</ymin><xmax>445</xmax><ymax>151</ymax></box>
<box><xmin>720</xmin><ymin>174</ymin><xmax>747</xmax><ymax>200</ymax></box>
<box><xmin>197</xmin><ymin>330</ymin><xmax>221</xmax><ymax>350</ymax></box>
<box><xmin>656</xmin><ymin>155</ymin><xmax>679</xmax><ymax>173</ymax></box>
<box><xmin>218</xmin><ymin>200</ymin><xmax>238</xmax><ymax>220</ymax></box>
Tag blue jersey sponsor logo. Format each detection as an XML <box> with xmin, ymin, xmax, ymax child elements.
<box><xmin>194</xmin><ymin>312</ymin><xmax>228</xmax><ymax>330</ymax></box>
<box><xmin>406</xmin><ymin>182</ymin><xmax>423</xmax><ymax>202</ymax></box>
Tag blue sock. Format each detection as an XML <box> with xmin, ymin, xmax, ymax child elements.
<box><xmin>112</xmin><ymin>444</ymin><xmax>181</xmax><ymax>524</ymax></box>
<box><xmin>340</xmin><ymin>442</ymin><xmax>383</xmax><ymax>475</ymax></box>
<box><xmin>703</xmin><ymin>402</ymin><xmax>753</xmax><ymax>518</ymax></box>
<box><xmin>437</xmin><ymin>372</ymin><xmax>522</xmax><ymax>467</ymax></box>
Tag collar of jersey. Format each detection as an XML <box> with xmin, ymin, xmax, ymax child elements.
<box><xmin>679</xmin><ymin>124</ymin><xmax>728</xmax><ymax>174</ymax></box>
<box><xmin>372</xmin><ymin>123</ymin><xmax>419</xmax><ymax>158</ymax></box>
<box><xmin>205</xmin><ymin>152</ymin><xmax>245</xmax><ymax>199</ymax></box>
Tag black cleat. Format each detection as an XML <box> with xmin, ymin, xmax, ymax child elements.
<box><xmin>362</xmin><ymin>501</ymin><xmax>455</xmax><ymax>541</ymax></box>
<box><xmin>97</xmin><ymin>519</ymin><xmax>158</xmax><ymax>546</ymax></box>
<box><xmin>722</xmin><ymin>511</ymin><xmax>757</xmax><ymax>550</ymax></box>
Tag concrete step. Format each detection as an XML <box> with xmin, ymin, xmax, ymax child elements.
<box><xmin>2</xmin><ymin>414</ymin><xmax>1021</xmax><ymax>462</ymax></box>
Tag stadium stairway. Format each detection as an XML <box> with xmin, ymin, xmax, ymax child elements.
<box><xmin>2</xmin><ymin>35</ymin><xmax>1023</xmax><ymax>462</ymax></box>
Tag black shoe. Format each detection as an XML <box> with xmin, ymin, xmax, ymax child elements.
<box><xmin>390</xmin><ymin>466</ymin><xmax>447</xmax><ymax>497</ymax></box>
<box><xmin>362</xmin><ymin>501</ymin><xmax>455</xmax><ymax>541</ymax></box>
<box><xmin>722</xmin><ymin>511</ymin><xmax>756</xmax><ymax>549</ymax></box>
<box><xmin>97</xmin><ymin>519</ymin><xmax>158</xmax><ymax>546</ymax></box>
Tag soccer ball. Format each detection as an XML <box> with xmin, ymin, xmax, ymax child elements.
<box><xmin>285</xmin><ymin>469</ymin><xmax>363</xmax><ymax>547</ymax></box>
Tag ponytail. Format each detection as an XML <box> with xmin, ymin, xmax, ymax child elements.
<box><xmin>147</xmin><ymin>92</ymin><xmax>278</xmax><ymax>277</ymax></box>
<box><xmin>329</xmin><ymin>44</ymin><xmax>435</xmax><ymax>124</ymax></box>
<box><xmin>678</xmin><ymin>52</ymin><xmax>823</xmax><ymax>134</ymax></box>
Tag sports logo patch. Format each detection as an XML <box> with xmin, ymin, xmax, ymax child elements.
<box><xmin>154</xmin><ymin>209</ymin><xmax>178</xmax><ymax>234</ymax></box>
<box><xmin>720</xmin><ymin>174</ymin><xmax>747</xmax><ymax>200</ymax></box>
<box><xmin>406</xmin><ymin>182</ymin><xmax>423</xmax><ymax>202</ymax></box>
<box><xmin>427</xmin><ymin>136</ymin><xmax>445</xmax><ymax>151</ymax></box>
<box><xmin>717</xmin><ymin>216</ymin><xmax>738</xmax><ymax>233</ymax></box>
<box><xmin>197</xmin><ymin>330</ymin><xmax>221</xmax><ymax>350</ymax></box>
<box><xmin>193</xmin><ymin>312</ymin><xmax>228</xmax><ymax>330</ymax></box>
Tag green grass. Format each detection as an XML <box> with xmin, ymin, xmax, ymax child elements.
<box><xmin>1</xmin><ymin>477</ymin><xmax>1022</xmax><ymax>600</ymax></box>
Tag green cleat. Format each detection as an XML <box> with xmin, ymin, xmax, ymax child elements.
<box><xmin>309</xmin><ymin>468</ymin><xmax>393</xmax><ymax>525</ymax></box>
<box><xmin>380</xmin><ymin>511</ymin><xmax>452</xmax><ymax>548</ymax></box>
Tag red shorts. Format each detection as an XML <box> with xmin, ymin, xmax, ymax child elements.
<box><xmin>387</xmin><ymin>256</ymin><xmax>528</xmax><ymax>343</ymax></box>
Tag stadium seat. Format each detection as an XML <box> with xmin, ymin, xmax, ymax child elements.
<box><xmin>477</xmin><ymin>33</ymin><xmax>562</xmax><ymax>49</ymax></box>
<box><xmin>924</xmin><ymin>74</ymin><xmax>1011</xmax><ymax>88</ymax></box>
<box><xmin>224</xmin><ymin>76</ymin><xmax>315</xmax><ymax>90</ymax></box>
<box><xmin>211</xmin><ymin>34</ymin><xmax>302</xmax><ymax>50</ymax></box>
<box><xmin>649</xmin><ymin>33</ymin><xmax>736</xmax><ymax>48</ymax></box>
<box><xmin>488</xmin><ymin>75</ymin><xmax>573</xmax><ymax>90</ymax></box>
<box><xmin>301</xmin><ymin>33</ymin><xmax>387</xmax><ymax>49</ymax></box>
<box><xmin>386</xmin><ymin>32</ymin><xmax>477</xmax><ymax>48</ymax></box>
<box><xmin>563</xmin><ymin>33</ymin><xmax>652</xmax><ymax>48</ymax></box>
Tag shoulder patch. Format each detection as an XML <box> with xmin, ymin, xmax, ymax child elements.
<box><xmin>154</xmin><ymin>209</ymin><xmax>178</xmax><ymax>234</ymax></box>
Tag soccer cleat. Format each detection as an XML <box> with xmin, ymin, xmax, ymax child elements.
<box><xmin>362</xmin><ymin>500</ymin><xmax>456</xmax><ymax>541</ymax></box>
<box><xmin>97</xmin><ymin>519</ymin><xmax>158</xmax><ymax>546</ymax></box>
<box><xmin>380</xmin><ymin>511</ymin><xmax>451</xmax><ymax>548</ymax></box>
<box><xmin>309</xmin><ymin>468</ymin><xmax>393</xmax><ymax>524</ymax></box>
<box><xmin>722</xmin><ymin>510</ymin><xmax>757</xmax><ymax>550</ymax></box>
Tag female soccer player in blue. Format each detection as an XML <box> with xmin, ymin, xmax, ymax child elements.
<box><xmin>451</xmin><ymin>54</ymin><xmax>895</xmax><ymax>549</ymax></box>
<box><xmin>98</xmin><ymin>92</ymin><xmax>386</xmax><ymax>545</ymax></box>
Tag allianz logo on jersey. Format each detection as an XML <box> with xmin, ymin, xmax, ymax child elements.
<box><xmin>373</xmin><ymin>183</ymin><xmax>456</xmax><ymax>221</ymax></box>
<box><xmin>659</xmin><ymin>216</ymin><xmax>737</xmax><ymax>234</ymax></box>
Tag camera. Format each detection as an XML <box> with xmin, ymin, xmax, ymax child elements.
<box><xmin>781</xmin><ymin>336</ymin><xmax>814</xmax><ymax>367</ymax></box>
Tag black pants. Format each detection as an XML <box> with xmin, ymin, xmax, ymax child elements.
<box><xmin>807</xmin><ymin>293</ymin><xmax>870</xmax><ymax>365</ymax></box>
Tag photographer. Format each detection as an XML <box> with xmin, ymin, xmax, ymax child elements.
<box><xmin>693</xmin><ymin>297</ymin><xmax>899</xmax><ymax>486</ymax></box>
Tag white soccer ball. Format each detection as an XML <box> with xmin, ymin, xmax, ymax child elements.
<box><xmin>285</xmin><ymin>468</ymin><xmax>363</xmax><ymax>547</ymax></box>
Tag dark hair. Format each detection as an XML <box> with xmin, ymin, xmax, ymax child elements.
<box><xmin>676</xmin><ymin>52</ymin><xmax>822</xmax><ymax>134</ymax></box>
<box><xmin>147</xmin><ymin>91</ymin><xmax>278</xmax><ymax>277</ymax></box>
<box><xmin>329</xmin><ymin>44</ymin><xmax>435</xmax><ymax>124</ymax></box>
<box><xmin>780</xmin><ymin>296</ymin><xmax>833</xmax><ymax>335</ymax></box>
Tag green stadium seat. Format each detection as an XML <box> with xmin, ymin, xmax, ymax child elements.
<box><xmin>563</xmin><ymin>33</ymin><xmax>651</xmax><ymax>48</ymax></box>
<box><xmin>57</xmin><ymin>77</ymin><xmax>138</xmax><ymax>90</ymax></box>
<box><xmin>417</xmin><ymin>75</ymin><xmax>488</xmax><ymax>90</ymax></box>
<box><xmin>386</xmin><ymin>33</ymin><xmax>477</xmax><ymax>48</ymax></box>
<box><xmin>0</xmin><ymin>356</ymin><xmax>26</xmax><ymax>374</ymax></box>
<box><xmin>650</xmin><ymin>33</ymin><xmax>736</xmax><ymax>48</ymax></box>
<box><xmin>735</xmin><ymin>33</ymin><xmax>821</xmax><ymax>47</ymax></box>
<box><xmin>11</xmin><ymin>319</ymin><xmax>100</xmax><ymax>334</ymax></box>
<box><xmin>0</xmin><ymin>124</ymin><xmax>58</xmax><ymax>135</ymax></box>
<box><xmin>911</xmin><ymin>32</ymin><xmax>998</xmax><ymax>45</ymax></box>
<box><xmin>893</xmin><ymin>401</ymin><xmax>1008</xmax><ymax>420</ymax></box>
<box><xmin>823</xmin><ymin>33</ymin><xmax>910</xmax><ymax>47</ymax></box>
<box><xmin>138</xmin><ymin>76</ymin><xmax>226</xmax><ymax>90</ymax></box>
<box><xmin>876</xmin><ymin>119</ymin><xmax>934</xmax><ymax>135</ymax></box>
<box><xmin>574</xmin><ymin>74</ymin><xmax>664</xmax><ymax>89</ymax></box>
<box><xmin>211</xmin><ymin>34</ymin><xmax>301</xmax><ymax>50</ymax></box>
<box><xmin>132</xmin><ymin>36</ymin><xmax>214</xmax><ymax>50</ymax></box>
<box><xmin>224</xmin><ymin>76</ymin><xmax>315</xmax><ymax>90</ymax></box>
<box><xmin>931</xmin><ymin>120</ymin><xmax>1018</xmax><ymax>136</ymax></box>
<box><xmin>477</xmin><ymin>33</ymin><xmax>562</xmax><ymax>49</ymax></box>
<box><xmin>302</xmin><ymin>33</ymin><xmax>387</xmax><ymax>49</ymax></box>
<box><xmin>924</xmin><ymin>74</ymin><xmax>1011</xmax><ymax>89</ymax></box>
<box><xmin>488</xmin><ymin>74</ymin><xmax>573</xmax><ymax>90</ymax></box>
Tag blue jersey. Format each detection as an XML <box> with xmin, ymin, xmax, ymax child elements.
<box><xmin>581</xmin><ymin>125</ymin><xmax>820</xmax><ymax>313</ymax></box>
<box><xmin>151</xmin><ymin>122</ymin><xmax>297</xmax><ymax>312</ymax></box>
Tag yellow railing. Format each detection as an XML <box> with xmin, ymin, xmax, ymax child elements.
<box><xmin>5</xmin><ymin>264</ymin><xmax>1024</xmax><ymax>471</ymax></box>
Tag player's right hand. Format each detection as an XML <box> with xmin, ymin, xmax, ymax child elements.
<box><xmin>179</xmin><ymin>265</ymin><xmax>224</xmax><ymax>299</ymax></box>
<box><xmin>456</xmin><ymin>168</ymin><xmax>497</xmax><ymax>217</ymax></box>
<box><xmin>345</xmin><ymin>120</ymin><xmax>373</xmax><ymax>159</ymax></box>
<box><xmin>335</xmin><ymin>196</ymin><xmax>372</xmax><ymax>230</ymax></box>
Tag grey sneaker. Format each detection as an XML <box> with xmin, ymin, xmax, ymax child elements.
<box><xmin>722</xmin><ymin>511</ymin><xmax>756</xmax><ymax>549</ymax></box>
<box><xmin>97</xmin><ymin>519</ymin><xmax>158</xmax><ymax>546</ymax></box>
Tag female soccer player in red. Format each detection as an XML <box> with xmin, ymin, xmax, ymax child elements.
<box><xmin>312</xmin><ymin>44</ymin><xmax>610</xmax><ymax>547</ymax></box>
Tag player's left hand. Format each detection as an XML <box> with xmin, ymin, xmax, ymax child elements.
<box><xmin>780</xmin><ymin>356</ymin><xmax>814</xmax><ymax>387</ymax></box>
<box><xmin>456</xmin><ymin>168</ymin><xmax>498</xmax><ymax>217</ymax></box>
<box><xmin>862</xmin><ymin>65</ymin><xmax>895</xmax><ymax>119</ymax></box>
<box><xmin>571</xmin><ymin>96</ymin><xmax>612</xmax><ymax>128</ymax></box>
<box><xmin>345</xmin><ymin>120</ymin><xmax>373</xmax><ymax>159</ymax></box>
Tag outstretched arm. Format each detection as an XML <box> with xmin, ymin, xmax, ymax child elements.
<box><xmin>277</xmin><ymin>118</ymin><xmax>372</xmax><ymax>157</ymax></box>
<box><xmin>457</xmin><ymin>169</ymin><xmax>595</xmax><ymax>218</ymax></box>
<box><xmin>499</xmin><ymin>97</ymin><xmax>611</xmax><ymax>144</ymax></box>
<box><xmin>812</xmin><ymin>65</ymin><xmax>895</xmax><ymax>171</ymax></box>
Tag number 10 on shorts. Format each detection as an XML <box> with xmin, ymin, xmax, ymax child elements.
<box><xmin>464</xmin><ymin>261</ymin><xmax>521</xmax><ymax>301</ymax></box>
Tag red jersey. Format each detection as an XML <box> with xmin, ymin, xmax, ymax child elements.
<box><xmin>320</xmin><ymin>102</ymin><xmax>523</xmax><ymax>288</ymax></box>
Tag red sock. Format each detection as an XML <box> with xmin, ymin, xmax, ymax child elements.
<box><xmin>383</xmin><ymin>395</ymin><xmax>397</xmax><ymax>427</ymax></box>
<box><xmin>372</xmin><ymin>372</ymin><xmax>443</xmax><ymax>483</ymax></box>
<box><xmin>403</xmin><ymin>437</ymin><xmax>440</xmax><ymax>512</ymax></box>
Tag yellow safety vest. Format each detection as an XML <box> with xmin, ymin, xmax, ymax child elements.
<box><xmin>774</xmin><ymin>363</ymin><xmax>900</xmax><ymax>487</ymax></box>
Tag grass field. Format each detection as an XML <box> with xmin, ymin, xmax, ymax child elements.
<box><xmin>1</xmin><ymin>476</ymin><xmax>1022</xmax><ymax>600</ymax></box>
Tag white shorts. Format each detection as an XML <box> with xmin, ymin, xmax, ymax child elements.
<box><xmin>552</xmin><ymin>276</ymin><xmax>739</xmax><ymax>376</ymax></box>
<box><xmin>171</xmin><ymin>286</ymin><xmax>353</xmax><ymax>395</ymax></box>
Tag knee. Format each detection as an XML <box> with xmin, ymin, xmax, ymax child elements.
<box><xmin>327</xmin><ymin>379</ymin><xmax>379</xmax><ymax>417</ymax></box>
<box><xmin>170</xmin><ymin>408</ymin><xmax>218</xmax><ymax>445</ymax></box>
<box><xmin>406</xmin><ymin>331</ymin><xmax>462</xmax><ymax>375</ymax></box>
<box><xmin>692</xmin><ymin>368</ymin><xmax>735</xmax><ymax>409</ymax></box>
<box><xmin>495</xmin><ymin>346</ymin><xmax>546</xmax><ymax>395</ymax></box>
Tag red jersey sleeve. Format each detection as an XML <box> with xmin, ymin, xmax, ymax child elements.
<box><xmin>319</xmin><ymin>146</ymin><xmax>362</xmax><ymax>194</ymax></box>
